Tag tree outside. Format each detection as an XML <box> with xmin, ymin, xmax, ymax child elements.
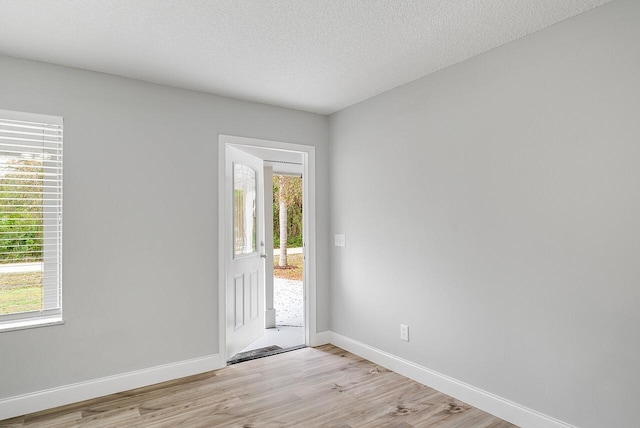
<box><xmin>273</xmin><ymin>175</ymin><xmax>302</xmax><ymax>268</ymax></box>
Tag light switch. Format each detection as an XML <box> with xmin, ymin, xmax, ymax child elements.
<box><xmin>334</xmin><ymin>234</ymin><xmax>346</xmax><ymax>247</ymax></box>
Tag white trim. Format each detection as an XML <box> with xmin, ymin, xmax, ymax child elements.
<box><xmin>0</xmin><ymin>108</ymin><xmax>62</xmax><ymax>125</ymax></box>
<box><xmin>218</xmin><ymin>135</ymin><xmax>317</xmax><ymax>362</ymax></box>
<box><xmin>311</xmin><ymin>330</ymin><xmax>331</xmax><ymax>346</ymax></box>
<box><xmin>328</xmin><ymin>331</ymin><xmax>576</xmax><ymax>428</ymax></box>
<box><xmin>302</xmin><ymin>148</ymin><xmax>317</xmax><ymax>349</ymax></box>
<box><xmin>218</xmin><ymin>136</ymin><xmax>227</xmax><ymax>362</ymax></box>
<box><xmin>0</xmin><ymin>353</ymin><xmax>223</xmax><ymax>421</ymax></box>
<box><xmin>0</xmin><ymin>332</ymin><xmax>573</xmax><ymax>426</ymax></box>
<box><xmin>265</xmin><ymin>308</ymin><xmax>276</xmax><ymax>329</ymax></box>
<box><xmin>0</xmin><ymin>316</ymin><xmax>64</xmax><ymax>333</ymax></box>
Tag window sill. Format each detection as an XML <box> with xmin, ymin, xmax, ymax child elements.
<box><xmin>0</xmin><ymin>316</ymin><xmax>64</xmax><ymax>333</ymax></box>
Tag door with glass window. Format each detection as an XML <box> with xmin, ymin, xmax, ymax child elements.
<box><xmin>225</xmin><ymin>146</ymin><xmax>265</xmax><ymax>360</ymax></box>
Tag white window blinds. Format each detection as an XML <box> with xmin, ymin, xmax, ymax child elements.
<box><xmin>0</xmin><ymin>109</ymin><xmax>63</xmax><ymax>330</ymax></box>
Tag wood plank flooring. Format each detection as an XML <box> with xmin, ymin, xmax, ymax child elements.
<box><xmin>1</xmin><ymin>345</ymin><xmax>517</xmax><ymax>427</ymax></box>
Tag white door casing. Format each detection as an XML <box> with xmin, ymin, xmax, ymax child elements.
<box><xmin>219</xmin><ymin>134</ymin><xmax>317</xmax><ymax>362</ymax></box>
<box><xmin>225</xmin><ymin>145</ymin><xmax>266</xmax><ymax>359</ymax></box>
<box><xmin>264</xmin><ymin>166</ymin><xmax>276</xmax><ymax>328</ymax></box>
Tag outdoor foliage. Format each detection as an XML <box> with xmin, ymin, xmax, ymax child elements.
<box><xmin>273</xmin><ymin>175</ymin><xmax>303</xmax><ymax>248</ymax></box>
<box><xmin>0</xmin><ymin>159</ymin><xmax>44</xmax><ymax>263</ymax></box>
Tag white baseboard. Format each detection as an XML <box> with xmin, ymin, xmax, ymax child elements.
<box><xmin>0</xmin><ymin>353</ymin><xmax>224</xmax><ymax>421</ymax></box>
<box><xmin>328</xmin><ymin>331</ymin><xmax>576</xmax><ymax>428</ymax></box>
<box><xmin>310</xmin><ymin>330</ymin><xmax>331</xmax><ymax>346</ymax></box>
<box><xmin>1</xmin><ymin>334</ymin><xmax>576</xmax><ymax>427</ymax></box>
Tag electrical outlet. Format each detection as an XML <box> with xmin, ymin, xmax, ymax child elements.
<box><xmin>334</xmin><ymin>234</ymin><xmax>346</xmax><ymax>247</ymax></box>
<box><xmin>400</xmin><ymin>324</ymin><xmax>409</xmax><ymax>341</ymax></box>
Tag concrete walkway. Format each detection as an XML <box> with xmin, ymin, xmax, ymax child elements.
<box><xmin>240</xmin><ymin>278</ymin><xmax>304</xmax><ymax>353</ymax></box>
<box><xmin>274</xmin><ymin>278</ymin><xmax>303</xmax><ymax>327</ymax></box>
<box><xmin>0</xmin><ymin>262</ymin><xmax>43</xmax><ymax>273</ymax></box>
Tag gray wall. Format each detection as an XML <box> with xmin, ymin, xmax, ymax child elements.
<box><xmin>329</xmin><ymin>1</ymin><xmax>639</xmax><ymax>427</ymax></box>
<box><xmin>0</xmin><ymin>54</ymin><xmax>329</xmax><ymax>399</ymax></box>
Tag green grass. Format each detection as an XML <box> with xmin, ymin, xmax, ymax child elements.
<box><xmin>0</xmin><ymin>271</ymin><xmax>43</xmax><ymax>315</ymax></box>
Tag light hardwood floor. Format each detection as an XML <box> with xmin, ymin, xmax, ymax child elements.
<box><xmin>1</xmin><ymin>345</ymin><xmax>517</xmax><ymax>427</ymax></box>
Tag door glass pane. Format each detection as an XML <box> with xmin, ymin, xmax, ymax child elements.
<box><xmin>233</xmin><ymin>163</ymin><xmax>257</xmax><ymax>256</ymax></box>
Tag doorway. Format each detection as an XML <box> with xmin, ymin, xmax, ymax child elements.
<box><xmin>218</xmin><ymin>135</ymin><xmax>317</xmax><ymax>363</ymax></box>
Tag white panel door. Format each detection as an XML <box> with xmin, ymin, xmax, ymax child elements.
<box><xmin>226</xmin><ymin>146</ymin><xmax>265</xmax><ymax>359</ymax></box>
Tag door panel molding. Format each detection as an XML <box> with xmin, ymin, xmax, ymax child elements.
<box><xmin>250</xmin><ymin>271</ymin><xmax>259</xmax><ymax>320</ymax></box>
<box><xmin>234</xmin><ymin>275</ymin><xmax>244</xmax><ymax>329</ymax></box>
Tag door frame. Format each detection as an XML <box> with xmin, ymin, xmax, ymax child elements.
<box><xmin>218</xmin><ymin>134</ymin><xmax>317</xmax><ymax>361</ymax></box>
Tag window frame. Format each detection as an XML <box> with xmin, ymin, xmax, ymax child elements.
<box><xmin>0</xmin><ymin>109</ymin><xmax>63</xmax><ymax>332</ymax></box>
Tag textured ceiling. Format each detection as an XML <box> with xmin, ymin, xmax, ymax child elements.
<box><xmin>0</xmin><ymin>0</ymin><xmax>612</xmax><ymax>114</ymax></box>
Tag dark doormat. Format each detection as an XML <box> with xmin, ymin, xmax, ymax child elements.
<box><xmin>227</xmin><ymin>344</ymin><xmax>307</xmax><ymax>365</ymax></box>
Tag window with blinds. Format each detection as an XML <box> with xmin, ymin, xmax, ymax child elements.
<box><xmin>0</xmin><ymin>109</ymin><xmax>63</xmax><ymax>331</ymax></box>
